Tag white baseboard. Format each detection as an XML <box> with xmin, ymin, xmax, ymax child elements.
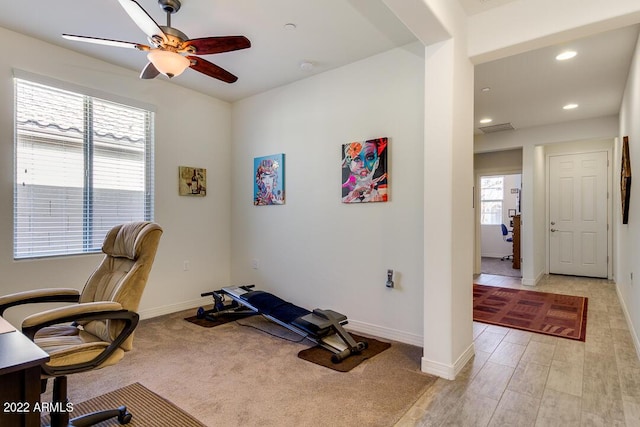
<box><xmin>346</xmin><ymin>319</ymin><xmax>423</xmax><ymax>347</ymax></box>
<box><xmin>421</xmin><ymin>358</ymin><xmax>454</xmax><ymax>379</ymax></box>
<box><xmin>616</xmin><ymin>285</ymin><xmax>640</xmax><ymax>361</ymax></box>
<box><xmin>455</xmin><ymin>343</ymin><xmax>476</xmax><ymax>376</ymax></box>
<box><xmin>522</xmin><ymin>269</ymin><xmax>544</xmax><ymax>287</ymax></box>
<box><xmin>421</xmin><ymin>342</ymin><xmax>474</xmax><ymax>380</ymax></box>
<box><xmin>138</xmin><ymin>297</ymin><xmax>210</xmax><ymax>320</ymax></box>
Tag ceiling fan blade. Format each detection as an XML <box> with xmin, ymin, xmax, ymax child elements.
<box><xmin>62</xmin><ymin>34</ymin><xmax>149</xmax><ymax>50</ymax></box>
<box><xmin>117</xmin><ymin>0</ymin><xmax>166</xmax><ymax>43</ymax></box>
<box><xmin>140</xmin><ymin>62</ymin><xmax>160</xmax><ymax>79</ymax></box>
<box><xmin>183</xmin><ymin>36</ymin><xmax>251</xmax><ymax>55</ymax></box>
<box><xmin>187</xmin><ymin>56</ymin><xmax>238</xmax><ymax>83</ymax></box>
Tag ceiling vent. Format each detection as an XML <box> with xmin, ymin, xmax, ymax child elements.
<box><xmin>478</xmin><ymin>122</ymin><xmax>515</xmax><ymax>133</ymax></box>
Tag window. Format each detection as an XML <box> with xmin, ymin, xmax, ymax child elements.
<box><xmin>480</xmin><ymin>176</ymin><xmax>504</xmax><ymax>225</ymax></box>
<box><xmin>14</xmin><ymin>78</ymin><xmax>154</xmax><ymax>259</ymax></box>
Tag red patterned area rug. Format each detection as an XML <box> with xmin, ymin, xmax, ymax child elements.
<box><xmin>473</xmin><ymin>284</ymin><xmax>588</xmax><ymax>341</ymax></box>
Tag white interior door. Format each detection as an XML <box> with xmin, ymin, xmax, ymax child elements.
<box><xmin>549</xmin><ymin>152</ymin><xmax>608</xmax><ymax>278</ymax></box>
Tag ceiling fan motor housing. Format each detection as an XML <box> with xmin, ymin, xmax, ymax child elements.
<box><xmin>159</xmin><ymin>0</ymin><xmax>181</xmax><ymax>14</ymax></box>
<box><xmin>154</xmin><ymin>26</ymin><xmax>189</xmax><ymax>50</ymax></box>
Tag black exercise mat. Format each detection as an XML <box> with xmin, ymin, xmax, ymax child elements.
<box><xmin>184</xmin><ymin>307</ymin><xmax>255</xmax><ymax>328</ymax></box>
<box><xmin>297</xmin><ymin>334</ymin><xmax>391</xmax><ymax>372</ymax></box>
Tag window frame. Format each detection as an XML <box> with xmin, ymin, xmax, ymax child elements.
<box><xmin>480</xmin><ymin>175</ymin><xmax>504</xmax><ymax>226</ymax></box>
<box><xmin>13</xmin><ymin>72</ymin><xmax>155</xmax><ymax>260</ymax></box>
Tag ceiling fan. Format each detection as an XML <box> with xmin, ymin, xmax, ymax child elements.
<box><xmin>62</xmin><ymin>0</ymin><xmax>251</xmax><ymax>83</ymax></box>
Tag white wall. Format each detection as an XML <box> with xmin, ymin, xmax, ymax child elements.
<box><xmin>519</xmin><ymin>144</ymin><xmax>547</xmax><ymax>285</ymax></box>
<box><xmin>230</xmin><ymin>43</ymin><xmax>426</xmax><ymax>344</ymax></box>
<box><xmin>618</xmin><ymin>32</ymin><xmax>640</xmax><ymax>353</ymax></box>
<box><xmin>421</xmin><ymin>1</ymin><xmax>475</xmax><ymax>379</ymax></box>
<box><xmin>0</xmin><ymin>27</ymin><xmax>232</xmax><ymax>325</ymax></box>
<box><xmin>532</xmin><ymin>145</ymin><xmax>547</xmax><ymax>284</ymax></box>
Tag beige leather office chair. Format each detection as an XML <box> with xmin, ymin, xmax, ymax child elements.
<box><xmin>0</xmin><ymin>221</ymin><xmax>162</xmax><ymax>427</ymax></box>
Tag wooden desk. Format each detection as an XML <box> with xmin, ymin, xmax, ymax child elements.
<box><xmin>0</xmin><ymin>317</ymin><xmax>49</xmax><ymax>427</ymax></box>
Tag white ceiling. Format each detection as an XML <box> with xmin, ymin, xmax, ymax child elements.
<box><xmin>0</xmin><ymin>0</ymin><xmax>638</xmax><ymax>135</ymax></box>
<box><xmin>0</xmin><ymin>0</ymin><xmax>417</xmax><ymax>102</ymax></box>
<box><xmin>475</xmin><ymin>24</ymin><xmax>640</xmax><ymax>134</ymax></box>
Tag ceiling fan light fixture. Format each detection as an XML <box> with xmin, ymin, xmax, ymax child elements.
<box><xmin>147</xmin><ymin>49</ymin><xmax>190</xmax><ymax>78</ymax></box>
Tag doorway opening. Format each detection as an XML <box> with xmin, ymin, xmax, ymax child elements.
<box><xmin>479</xmin><ymin>173</ymin><xmax>522</xmax><ymax>278</ymax></box>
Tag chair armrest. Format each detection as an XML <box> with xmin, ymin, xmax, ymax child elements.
<box><xmin>21</xmin><ymin>302</ymin><xmax>140</xmax><ymax>377</ymax></box>
<box><xmin>21</xmin><ymin>301</ymin><xmax>123</xmax><ymax>331</ymax></box>
<box><xmin>0</xmin><ymin>288</ymin><xmax>80</xmax><ymax>317</ymax></box>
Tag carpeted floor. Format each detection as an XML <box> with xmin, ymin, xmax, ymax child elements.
<box><xmin>41</xmin><ymin>310</ymin><xmax>436</xmax><ymax>427</ymax></box>
<box><xmin>473</xmin><ymin>284</ymin><xmax>588</xmax><ymax>341</ymax></box>
<box><xmin>481</xmin><ymin>256</ymin><xmax>522</xmax><ymax>277</ymax></box>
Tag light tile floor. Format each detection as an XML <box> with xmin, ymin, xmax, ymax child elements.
<box><xmin>395</xmin><ymin>273</ymin><xmax>640</xmax><ymax>426</ymax></box>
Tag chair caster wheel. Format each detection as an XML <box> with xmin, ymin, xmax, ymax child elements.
<box><xmin>117</xmin><ymin>406</ymin><xmax>132</xmax><ymax>424</ymax></box>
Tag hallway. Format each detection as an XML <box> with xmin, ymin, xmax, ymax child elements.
<box><xmin>397</xmin><ymin>274</ymin><xmax>640</xmax><ymax>426</ymax></box>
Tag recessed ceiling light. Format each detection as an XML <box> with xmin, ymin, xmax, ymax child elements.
<box><xmin>300</xmin><ymin>61</ymin><xmax>314</xmax><ymax>71</ymax></box>
<box><xmin>563</xmin><ymin>103</ymin><xmax>579</xmax><ymax>110</ymax></box>
<box><xmin>284</xmin><ymin>23</ymin><xmax>297</xmax><ymax>31</ymax></box>
<box><xmin>556</xmin><ymin>51</ymin><xmax>577</xmax><ymax>61</ymax></box>
<box><xmin>479</xmin><ymin>118</ymin><xmax>493</xmax><ymax>124</ymax></box>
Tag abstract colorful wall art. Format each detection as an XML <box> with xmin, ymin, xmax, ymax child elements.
<box><xmin>254</xmin><ymin>153</ymin><xmax>285</xmax><ymax>205</ymax></box>
<box><xmin>341</xmin><ymin>137</ymin><xmax>388</xmax><ymax>203</ymax></box>
<box><xmin>179</xmin><ymin>166</ymin><xmax>206</xmax><ymax>196</ymax></box>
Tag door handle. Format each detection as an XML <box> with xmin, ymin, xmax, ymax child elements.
<box><xmin>550</xmin><ymin>228</ymin><xmax>557</xmax><ymax>232</ymax></box>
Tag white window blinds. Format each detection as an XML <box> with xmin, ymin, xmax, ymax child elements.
<box><xmin>480</xmin><ymin>176</ymin><xmax>504</xmax><ymax>225</ymax></box>
<box><xmin>14</xmin><ymin>79</ymin><xmax>154</xmax><ymax>259</ymax></box>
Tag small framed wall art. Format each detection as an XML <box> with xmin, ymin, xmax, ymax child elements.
<box><xmin>179</xmin><ymin>166</ymin><xmax>206</xmax><ymax>196</ymax></box>
<box><xmin>341</xmin><ymin>137</ymin><xmax>388</xmax><ymax>203</ymax></box>
<box><xmin>254</xmin><ymin>153</ymin><xmax>285</xmax><ymax>205</ymax></box>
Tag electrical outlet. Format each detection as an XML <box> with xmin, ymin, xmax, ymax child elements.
<box><xmin>252</xmin><ymin>259</ymin><xmax>259</xmax><ymax>269</ymax></box>
<box><xmin>386</xmin><ymin>269</ymin><xmax>394</xmax><ymax>288</ymax></box>
<box><xmin>183</xmin><ymin>260</ymin><xmax>190</xmax><ymax>271</ymax></box>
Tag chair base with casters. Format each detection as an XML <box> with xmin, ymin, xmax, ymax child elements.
<box><xmin>46</xmin><ymin>376</ymin><xmax>132</xmax><ymax>427</ymax></box>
